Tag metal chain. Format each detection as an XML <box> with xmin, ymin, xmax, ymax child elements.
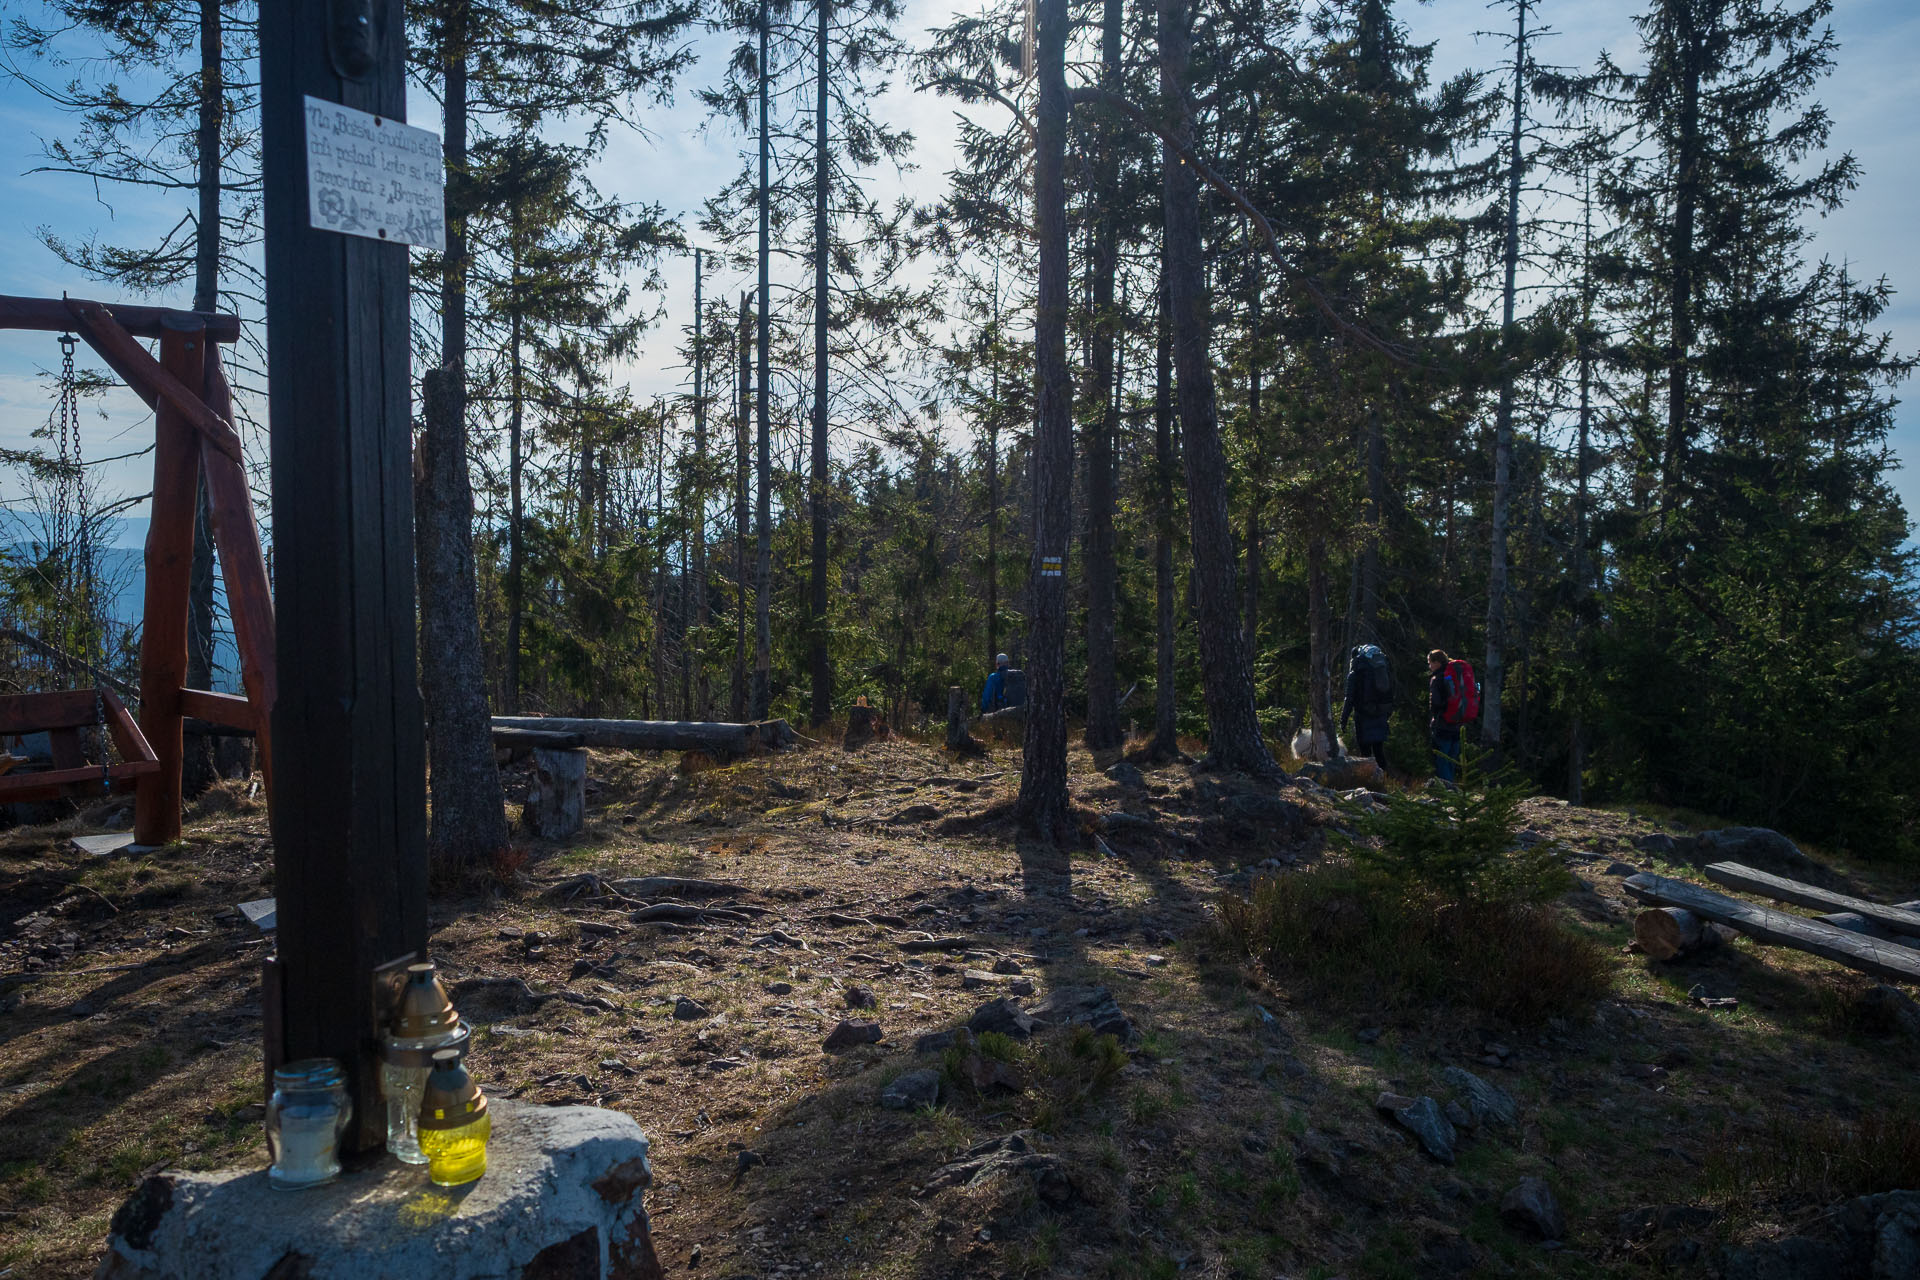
<box><xmin>94</xmin><ymin>686</ymin><xmax>109</xmax><ymax>791</ymax></box>
<box><xmin>52</xmin><ymin>333</ymin><xmax>78</xmax><ymax>563</ymax></box>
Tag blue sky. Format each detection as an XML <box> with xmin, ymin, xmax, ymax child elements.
<box><xmin>0</xmin><ymin>0</ymin><xmax>1914</xmax><ymax>531</ymax></box>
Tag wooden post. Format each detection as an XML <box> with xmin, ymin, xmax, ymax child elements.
<box><xmin>134</xmin><ymin>319</ymin><xmax>206</xmax><ymax>846</ymax></box>
<box><xmin>524</xmin><ymin>747</ymin><xmax>587</xmax><ymax>839</ymax></box>
<box><xmin>260</xmin><ymin>0</ymin><xmax>428</xmax><ymax>1153</ymax></box>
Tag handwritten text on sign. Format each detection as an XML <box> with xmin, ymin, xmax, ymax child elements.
<box><xmin>304</xmin><ymin>97</ymin><xmax>445</xmax><ymax>251</ymax></box>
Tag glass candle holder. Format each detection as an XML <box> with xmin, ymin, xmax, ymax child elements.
<box><xmin>418</xmin><ymin>1047</ymin><xmax>490</xmax><ymax>1187</ymax></box>
<box><xmin>379</xmin><ymin>962</ymin><xmax>468</xmax><ymax>1165</ymax></box>
<box><xmin>381</xmin><ymin>1022</ymin><xmax>469</xmax><ymax>1164</ymax></box>
<box><xmin>266</xmin><ymin>1059</ymin><xmax>350</xmax><ymax>1190</ymax></box>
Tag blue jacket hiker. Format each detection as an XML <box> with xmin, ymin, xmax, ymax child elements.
<box><xmin>1340</xmin><ymin>644</ymin><xmax>1394</xmax><ymax>771</ymax></box>
<box><xmin>981</xmin><ymin>654</ymin><xmax>1010</xmax><ymax>713</ymax></box>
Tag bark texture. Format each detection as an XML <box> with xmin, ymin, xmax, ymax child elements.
<box><xmin>1157</xmin><ymin>0</ymin><xmax>1277</xmax><ymax>777</ymax></box>
<box><xmin>417</xmin><ymin>367</ymin><xmax>509</xmax><ymax>865</ymax></box>
<box><xmin>1016</xmin><ymin>0</ymin><xmax>1074</xmax><ymax>840</ymax></box>
<box><xmin>1081</xmin><ymin>0</ymin><xmax>1124</xmax><ymax>752</ymax></box>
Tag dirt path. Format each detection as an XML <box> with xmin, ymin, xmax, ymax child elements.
<box><xmin>3</xmin><ymin>739</ymin><xmax>1917</xmax><ymax>1278</ymax></box>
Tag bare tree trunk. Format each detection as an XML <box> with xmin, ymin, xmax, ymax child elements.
<box><xmin>181</xmin><ymin>0</ymin><xmax>225</xmax><ymax>797</ymax></box>
<box><xmin>732</xmin><ymin>293</ymin><xmax>750</xmax><ymax>721</ymax></box>
<box><xmin>752</xmin><ymin>0</ymin><xmax>773</xmax><ymax>721</ymax></box>
<box><xmin>807</xmin><ymin>0</ymin><xmax>833</xmax><ymax>726</ymax></box>
<box><xmin>1482</xmin><ymin>0</ymin><xmax>1530</xmax><ymax>759</ymax></box>
<box><xmin>1569</xmin><ymin>168</ymin><xmax>1596</xmax><ymax>804</ymax></box>
<box><xmin>417</xmin><ymin>369</ymin><xmax>508</xmax><ymax>863</ymax></box>
<box><xmin>1158</xmin><ymin>0</ymin><xmax>1276</xmax><ymax>776</ymax></box>
<box><xmin>1081</xmin><ymin>0</ymin><xmax>1124</xmax><ymax>752</ymax></box>
<box><xmin>1150</xmin><ymin>271</ymin><xmax>1179</xmax><ymax>758</ymax></box>
<box><xmin>985</xmin><ymin>277</ymin><xmax>1002</xmax><ymax>664</ymax></box>
<box><xmin>1357</xmin><ymin>401</ymin><xmax>1384</xmax><ymax>645</ymax></box>
<box><xmin>692</xmin><ymin>249</ymin><xmax>709</xmax><ymax>718</ymax></box>
<box><xmin>505</xmin><ymin>254</ymin><xmax>525</xmax><ymax>714</ymax></box>
<box><xmin>1016</xmin><ymin>0</ymin><xmax>1073</xmax><ymax>840</ymax></box>
<box><xmin>1307</xmin><ymin>535</ymin><xmax>1334</xmax><ymax>759</ymax></box>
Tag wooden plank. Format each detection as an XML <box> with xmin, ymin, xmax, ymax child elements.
<box><xmin>260</xmin><ymin>0</ymin><xmax>426</xmax><ymax>1154</ymax></box>
<box><xmin>180</xmin><ymin>688</ymin><xmax>256</xmax><ymax>731</ymax></box>
<box><xmin>1703</xmin><ymin>861</ymin><xmax>1920</xmax><ymax>940</ymax></box>
<box><xmin>65</xmin><ymin>302</ymin><xmax>245</xmax><ymax>464</ymax></box>
<box><xmin>134</xmin><ymin>321</ymin><xmax>202</xmax><ymax>847</ymax></box>
<box><xmin>202</xmin><ymin>352</ymin><xmax>275</xmax><ymax>802</ymax></box>
<box><xmin>0</xmin><ymin>293</ymin><xmax>240</xmax><ymax>342</ymax></box>
<box><xmin>0</xmin><ymin>690</ymin><xmax>106</xmax><ymax>734</ymax></box>
<box><xmin>0</xmin><ymin>760</ymin><xmax>160</xmax><ymax>804</ymax></box>
<box><xmin>490</xmin><ymin>715</ymin><xmax>791</xmax><ymax>753</ymax></box>
<box><xmin>491</xmin><ymin>727</ymin><xmax>586</xmax><ymax>751</ymax></box>
<box><xmin>1624</xmin><ymin>872</ymin><xmax>1920</xmax><ymax>985</ymax></box>
<box><xmin>101</xmin><ymin>690</ymin><xmax>157</xmax><ymax>765</ymax></box>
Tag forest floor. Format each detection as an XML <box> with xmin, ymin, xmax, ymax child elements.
<box><xmin>3</xmin><ymin>728</ymin><xmax>1919</xmax><ymax>1279</ymax></box>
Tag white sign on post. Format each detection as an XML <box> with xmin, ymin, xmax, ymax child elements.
<box><xmin>304</xmin><ymin>96</ymin><xmax>446</xmax><ymax>252</ymax></box>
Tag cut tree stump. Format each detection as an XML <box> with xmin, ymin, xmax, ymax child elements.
<box><xmin>524</xmin><ymin>746</ymin><xmax>587</xmax><ymax>839</ymax></box>
<box><xmin>1624</xmin><ymin>872</ymin><xmax>1920</xmax><ymax>985</ymax></box>
<box><xmin>1633</xmin><ymin>907</ymin><xmax>1731</xmax><ymax>961</ymax></box>
<box><xmin>1702</xmin><ymin>862</ymin><xmax>1920</xmax><ymax>940</ymax></box>
<box><xmin>946</xmin><ymin>687</ymin><xmax>985</xmax><ymax>756</ymax></box>
<box><xmin>843</xmin><ymin>702</ymin><xmax>887</xmax><ymax>750</ymax></box>
<box><xmin>492</xmin><ymin>716</ymin><xmax>794</xmax><ymax>757</ymax></box>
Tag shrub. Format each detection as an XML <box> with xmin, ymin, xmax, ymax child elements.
<box><xmin>1350</xmin><ymin>770</ymin><xmax>1570</xmax><ymax>906</ymax></box>
<box><xmin>1705</xmin><ymin>1105</ymin><xmax>1920</xmax><ymax>1202</ymax></box>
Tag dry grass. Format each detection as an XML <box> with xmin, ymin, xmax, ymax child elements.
<box><xmin>1217</xmin><ymin>864</ymin><xmax>1615</xmax><ymax>1024</ymax></box>
<box><xmin>1705</xmin><ymin>1104</ymin><xmax>1920</xmax><ymax>1203</ymax></box>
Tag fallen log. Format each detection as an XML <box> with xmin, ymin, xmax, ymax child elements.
<box><xmin>492</xmin><ymin>727</ymin><xmax>587</xmax><ymax>751</ymax></box>
<box><xmin>899</xmin><ymin>936</ymin><xmax>977</xmax><ymax>952</ymax></box>
<box><xmin>1624</xmin><ymin>872</ymin><xmax>1920</xmax><ymax>985</ymax></box>
<box><xmin>1634</xmin><ymin>907</ymin><xmax>1731</xmax><ymax>961</ymax></box>
<box><xmin>1703</xmin><ymin>862</ymin><xmax>1920</xmax><ymax>940</ymax></box>
<box><xmin>490</xmin><ymin>716</ymin><xmax>795</xmax><ymax>755</ymax></box>
<box><xmin>1813</xmin><ymin>912</ymin><xmax>1920</xmax><ymax>950</ymax></box>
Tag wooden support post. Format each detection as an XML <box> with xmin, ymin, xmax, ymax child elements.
<box><xmin>524</xmin><ymin>747</ymin><xmax>588</xmax><ymax>839</ymax></box>
<box><xmin>201</xmin><ymin>353</ymin><xmax>277</xmax><ymax>799</ymax></box>
<box><xmin>134</xmin><ymin>319</ymin><xmax>205</xmax><ymax>846</ymax></box>
<box><xmin>260</xmin><ymin>0</ymin><xmax>427</xmax><ymax>1153</ymax></box>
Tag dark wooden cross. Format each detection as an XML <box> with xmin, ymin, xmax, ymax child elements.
<box><xmin>259</xmin><ymin>0</ymin><xmax>429</xmax><ymax>1154</ymax></box>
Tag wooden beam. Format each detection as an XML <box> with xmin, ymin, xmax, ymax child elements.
<box><xmin>0</xmin><ymin>293</ymin><xmax>241</xmax><ymax>343</ymax></box>
<box><xmin>490</xmin><ymin>715</ymin><xmax>794</xmax><ymax>754</ymax></box>
<box><xmin>261</xmin><ymin>0</ymin><xmax>426</xmax><ymax>1154</ymax></box>
<box><xmin>202</xmin><ymin>353</ymin><xmax>275</xmax><ymax>800</ymax></box>
<box><xmin>134</xmin><ymin>321</ymin><xmax>202</xmax><ymax>846</ymax></box>
<box><xmin>1624</xmin><ymin>872</ymin><xmax>1920</xmax><ymax>985</ymax></box>
<box><xmin>0</xmin><ymin>759</ymin><xmax>159</xmax><ymax>804</ymax></box>
<box><xmin>1703</xmin><ymin>861</ymin><xmax>1920</xmax><ymax>941</ymax></box>
<box><xmin>64</xmin><ymin>301</ymin><xmax>246</xmax><ymax>464</ymax></box>
<box><xmin>0</xmin><ymin>689</ymin><xmax>109</xmax><ymax>734</ymax></box>
<box><xmin>180</xmin><ymin>688</ymin><xmax>256</xmax><ymax>730</ymax></box>
<box><xmin>491</xmin><ymin>727</ymin><xmax>586</xmax><ymax>751</ymax></box>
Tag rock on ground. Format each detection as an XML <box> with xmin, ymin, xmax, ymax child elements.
<box><xmin>95</xmin><ymin>1100</ymin><xmax>663</xmax><ymax>1280</ymax></box>
<box><xmin>879</xmin><ymin>1068</ymin><xmax>941</xmax><ymax>1111</ymax></box>
<box><xmin>966</xmin><ymin>997</ymin><xmax>1037</xmax><ymax>1040</ymax></box>
<box><xmin>1026</xmin><ymin>985</ymin><xmax>1134</xmax><ymax>1042</ymax></box>
<box><xmin>1441</xmin><ymin>1066</ymin><xmax>1519</xmax><ymax>1128</ymax></box>
<box><xmin>1500</xmin><ymin>1177</ymin><xmax>1566</xmax><ymax>1240</ymax></box>
<box><xmin>1375</xmin><ymin>1093</ymin><xmax>1455</xmax><ymax>1165</ymax></box>
<box><xmin>823</xmin><ymin>1019</ymin><xmax>883</xmax><ymax>1051</ymax></box>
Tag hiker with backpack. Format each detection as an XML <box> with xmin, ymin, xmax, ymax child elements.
<box><xmin>1340</xmin><ymin>644</ymin><xmax>1395</xmax><ymax>771</ymax></box>
<box><xmin>1427</xmin><ymin>649</ymin><xmax>1479</xmax><ymax>784</ymax></box>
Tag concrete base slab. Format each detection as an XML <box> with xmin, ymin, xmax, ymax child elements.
<box><xmin>96</xmin><ymin>1099</ymin><xmax>662</xmax><ymax>1279</ymax></box>
<box><xmin>236</xmin><ymin>898</ymin><xmax>277</xmax><ymax>932</ymax></box>
<box><xmin>72</xmin><ymin>833</ymin><xmax>156</xmax><ymax>858</ymax></box>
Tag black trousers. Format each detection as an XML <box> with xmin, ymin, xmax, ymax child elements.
<box><xmin>1360</xmin><ymin>740</ymin><xmax>1388</xmax><ymax>771</ymax></box>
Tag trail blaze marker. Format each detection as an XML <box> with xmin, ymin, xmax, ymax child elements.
<box><xmin>304</xmin><ymin>96</ymin><xmax>445</xmax><ymax>250</ymax></box>
<box><xmin>1040</xmin><ymin>555</ymin><xmax>1064</xmax><ymax>578</ymax></box>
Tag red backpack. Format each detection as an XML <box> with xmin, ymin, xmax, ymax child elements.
<box><xmin>1441</xmin><ymin>658</ymin><xmax>1480</xmax><ymax>726</ymax></box>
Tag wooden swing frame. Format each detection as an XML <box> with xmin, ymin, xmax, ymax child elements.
<box><xmin>0</xmin><ymin>294</ymin><xmax>276</xmax><ymax>843</ymax></box>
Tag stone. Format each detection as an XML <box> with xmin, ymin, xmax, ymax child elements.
<box><xmin>1603</xmin><ymin>861</ymin><xmax>1640</xmax><ymax>877</ymax></box>
<box><xmin>967</xmin><ymin>997</ymin><xmax>1037</xmax><ymax>1040</ymax></box>
<box><xmin>1852</xmin><ymin>984</ymin><xmax>1920</xmax><ymax>1040</ymax></box>
<box><xmin>1376</xmin><ymin>1094</ymin><xmax>1455</xmax><ymax>1165</ymax></box>
<box><xmin>961</xmin><ymin>969</ymin><xmax>1002</xmax><ymax>990</ymax></box>
<box><xmin>671</xmin><ymin>996</ymin><xmax>709</xmax><ymax>1021</ymax></box>
<box><xmin>1354</xmin><ymin>1026</ymin><xmax>1382</xmax><ymax>1044</ymax></box>
<box><xmin>1687</xmin><ymin>827</ymin><xmax>1818</xmax><ymax>875</ymax></box>
<box><xmin>913</xmin><ymin>1030</ymin><xmax>958</xmax><ymax>1054</ymax></box>
<box><xmin>1104</xmin><ymin>762</ymin><xmax>1145</xmax><ymax>788</ymax></box>
<box><xmin>95</xmin><ymin>1101</ymin><xmax>662</xmax><ymax>1280</ymax></box>
<box><xmin>919</xmin><ymin>1133</ymin><xmax>1073</xmax><ymax>1207</ymax></box>
<box><xmin>1006</xmin><ymin>978</ymin><xmax>1035</xmax><ymax>997</ymax></box>
<box><xmin>1721</xmin><ymin>1236</ymin><xmax>1852</xmax><ymax>1280</ymax></box>
<box><xmin>1500</xmin><ymin>1177</ymin><xmax>1566</xmax><ymax>1241</ymax></box>
<box><xmin>1443</xmin><ymin>1100</ymin><xmax>1475</xmax><ymax>1131</ymax></box>
<box><xmin>823</xmin><ymin>1019</ymin><xmax>883</xmax><ymax>1052</ymax></box>
<box><xmin>764</xmin><ymin>981</ymin><xmax>794</xmax><ymax>996</ymax></box>
<box><xmin>1633</xmin><ymin>832</ymin><xmax>1677</xmax><ymax>856</ymax></box>
<box><xmin>879</xmin><ymin>1068</ymin><xmax>941</xmax><ymax>1111</ymax></box>
<box><xmin>990</xmin><ymin>958</ymin><xmax>1024</xmax><ymax>975</ymax></box>
<box><xmin>1027</xmin><ymin>985</ymin><xmax>1133</xmax><ymax>1041</ymax></box>
<box><xmin>844</xmin><ymin>986</ymin><xmax>876</xmax><ymax>1010</ymax></box>
<box><xmin>1441</xmin><ymin>1067</ymin><xmax>1518</xmax><ymax>1128</ymax></box>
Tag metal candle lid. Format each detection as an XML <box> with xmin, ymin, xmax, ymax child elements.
<box><xmin>391</xmin><ymin>963</ymin><xmax>460</xmax><ymax>1040</ymax></box>
<box><xmin>418</xmin><ymin>1047</ymin><xmax>488</xmax><ymax>1131</ymax></box>
<box><xmin>272</xmin><ymin>1058</ymin><xmax>346</xmax><ymax>1093</ymax></box>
